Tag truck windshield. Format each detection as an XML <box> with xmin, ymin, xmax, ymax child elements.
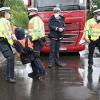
<box><xmin>37</xmin><ymin>0</ymin><xmax>86</xmax><ymax>11</ymax></box>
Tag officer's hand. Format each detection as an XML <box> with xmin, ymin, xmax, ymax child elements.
<box><xmin>85</xmin><ymin>39</ymin><xmax>91</xmax><ymax>43</ymax></box>
<box><xmin>11</xmin><ymin>34</ymin><xmax>17</xmax><ymax>40</ymax></box>
<box><xmin>59</xmin><ymin>28</ymin><xmax>64</xmax><ymax>32</ymax></box>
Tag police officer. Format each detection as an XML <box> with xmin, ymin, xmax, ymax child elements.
<box><xmin>28</xmin><ymin>8</ymin><xmax>45</xmax><ymax>79</ymax></box>
<box><xmin>84</xmin><ymin>9</ymin><xmax>100</xmax><ymax>69</ymax></box>
<box><xmin>48</xmin><ymin>7</ymin><xmax>65</xmax><ymax>68</ymax></box>
<box><xmin>0</xmin><ymin>7</ymin><xmax>15</xmax><ymax>83</ymax></box>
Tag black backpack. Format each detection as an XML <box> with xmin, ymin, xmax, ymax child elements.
<box><xmin>14</xmin><ymin>36</ymin><xmax>34</xmax><ymax>64</ymax></box>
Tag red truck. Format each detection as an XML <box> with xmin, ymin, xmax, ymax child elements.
<box><xmin>25</xmin><ymin>0</ymin><xmax>92</xmax><ymax>53</ymax></box>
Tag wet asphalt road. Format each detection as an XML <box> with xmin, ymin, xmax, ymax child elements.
<box><xmin>0</xmin><ymin>49</ymin><xmax>100</xmax><ymax>100</ymax></box>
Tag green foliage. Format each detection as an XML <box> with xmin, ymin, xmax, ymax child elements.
<box><xmin>0</xmin><ymin>0</ymin><xmax>5</xmax><ymax>7</ymax></box>
<box><xmin>4</xmin><ymin>0</ymin><xmax>29</xmax><ymax>29</ymax></box>
<box><xmin>87</xmin><ymin>0</ymin><xmax>100</xmax><ymax>20</ymax></box>
<box><xmin>93</xmin><ymin>0</ymin><xmax>100</xmax><ymax>8</ymax></box>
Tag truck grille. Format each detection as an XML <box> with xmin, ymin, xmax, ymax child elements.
<box><xmin>61</xmin><ymin>21</ymin><xmax>81</xmax><ymax>46</ymax></box>
<box><xmin>61</xmin><ymin>41</ymin><xmax>76</xmax><ymax>46</ymax></box>
<box><xmin>63</xmin><ymin>34</ymin><xmax>78</xmax><ymax>38</ymax></box>
<box><xmin>61</xmin><ymin>33</ymin><xmax>78</xmax><ymax>46</ymax></box>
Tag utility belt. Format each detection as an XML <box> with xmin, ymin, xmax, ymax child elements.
<box><xmin>0</xmin><ymin>37</ymin><xmax>8</xmax><ymax>42</ymax></box>
<box><xmin>32</xmin><ymin>37</ymin><xmax>46</xmax><ymax>47</ymax></box>
<box><xmin>32</xmin><ymin>37</ymin><xmax>46</xmax><ymax>42</ymax></box>
<box><xmin>88</xmin><ymin>35</ymin><xmax>100</xmax><ymax>42</ymax></box>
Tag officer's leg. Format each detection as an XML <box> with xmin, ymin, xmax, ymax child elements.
<box><xmin>48</xmin><ymin>39</ymin><xmax>56</xmax><ymax>67</ymax></box>
<box><xmin>28</xmin><ymin>61</ymin><xmax>39</xmax><ymax>79</ymax></box>
<box><xmin>31</xmin><ymin>61</ymin><xmax>39</xmax><ymax>75</ymax></box>
<box><xmin>0</xmin><ymin>42</ymin><xmax>15</xmax><ymax>80</ymax></box>
<box><xmin>55</xmin><ymin>39</ymin><xmax>60</xmax><ymax>64</ymax></box>
<box><xmin>55</xmin><ymin>40</ymin><xmax>63</xmax><ymax>67</ymax></box>
<box><xmin>33</xmin><ymin>50</ymin><xmax>45</xmax><ymax>76</ymax></box>
<box><xmin>33</xmin><ymin>41</ymin><xmax>45</xmax><ymax>76</ymax></box>
<box><xmin>88</xmin><ymin>42</ymin><xmax>95</xmax><ymax>66</ymax></box>
<box><xmin>96</xmin><ymin>39</ymin><xmax>100</xmax><ymax>52</ymax></box>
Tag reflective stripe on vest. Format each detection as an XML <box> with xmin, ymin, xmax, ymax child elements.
<box><xmin>18</xmin><ymin>38</ymin><xmax>33</xmax><ymax>49</ymax></box>
<box><xmin>29</xmin><ymin>16</ymin><xmax>45</xmax><ymax>41</ymax></box>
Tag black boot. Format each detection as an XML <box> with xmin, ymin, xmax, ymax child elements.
<box><xmin>28</xmin><ymin>72</ymin><xmax>36</xmax><ymax>79</ymax></box>
<box><xmin>48</xmin><ymin>64</ymin><xmax>54</xmax><ymax>68</ymax></box>
<box><xmin>55</xmin><ymin>62</ymin><xmax>64</xmax><ymax>67</ymax></box>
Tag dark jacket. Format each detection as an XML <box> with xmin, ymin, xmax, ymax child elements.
<box><xmin>48</xmin><ymin>15</ymin><xmax>65</xmax><ymax>39</ymax></box>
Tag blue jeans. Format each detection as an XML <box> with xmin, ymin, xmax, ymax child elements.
<box><xmin>0</xmin><ymin>41</ymin><xmax>14</xmax><ymax>79</ymax></box>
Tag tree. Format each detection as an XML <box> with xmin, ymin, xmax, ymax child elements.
<box><xmin>4</xmin><ymin>0</ymin><xmax>29</xmax><ymax>29</ymax></box>
<box><xmin>87</xmin><ymin>0</ymin><xmax>100</xmax><ymax>19</ymax></box>
<box><xmin>93</xmin><ymin>0</ymin><xmax>100</xmax><ymax>8</ymax></box>
<box><xmin>0</xmin><ymin>0</ymin><xmax>5</xmax><ymax>7</ymax></box>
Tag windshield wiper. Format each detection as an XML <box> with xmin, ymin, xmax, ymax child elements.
<box><xmin>60</xmin><ymin>4</ymin><xmax>81</xmax><ymax>10</ymax></box>
<box><xmin>37</xmin><ymin>4</ymin><xmax>80</xmax><ymax>12</ymax></box>
<box><xmin>38</xmin><ymin>6</ymin><xmax>56</xmax><ymax>11</ymax></box>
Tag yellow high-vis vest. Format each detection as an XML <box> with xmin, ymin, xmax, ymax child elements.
<box><xmin>84</xmin><ymin>18</ymin><xmax>100</xmax><ymax>41</ymax></box>
<box><xmin>28</xmin><ymin>16</ymin><xmax>45</xmax><ymax>41</ymax></box>
<box><xmin>0</xmin><ymin>18</ymin><xmax>13</xmax><ymax>46</ymax></box>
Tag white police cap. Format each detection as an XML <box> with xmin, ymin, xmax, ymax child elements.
<box><xmin>53</xmin><ymin>7</ymin><xmax>61</xmax><ymax>13</ymax></box>
<box><xmin>28</xmin><ymin>7</ymin><xmax>38</xmax><ymax>12</ymax></box>
<box><xmin>93</xmin><ymin>9</ymin><xmax>100</xmax><ymax>13</ymax></box>
<box><xmin>0</xmin><ymin>7</ymin><xmax>10</xmax><ymax>12</ymax></box>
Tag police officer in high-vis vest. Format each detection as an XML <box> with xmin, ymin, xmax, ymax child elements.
<box><xmin>84</xmin><ymin>9</ymin><xmax>100</xmax><ymax>69</ymax></box>
<box><xmin>0</xmin><ymin>7</ymin><xmax>15</xmax><ymax>83</ymax></box>
<box><xmin>28</xmin><ymin>8</ymin><xmax>45</xmax><ymax>79</ymax></box>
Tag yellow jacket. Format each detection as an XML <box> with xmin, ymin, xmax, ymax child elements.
<box><xmin>84</xmin><ymin>18</ymin><xmax>100</xmax><ymax>41</ymax></box>
<box><xmin>0</xmin><ymin>18</ymin><xmax>13</xmax><ymax>46</ymax></box>
<box><xmin>28</xmin><ymin>16</ymin><xmax>45</xmax><ymax>41</ymax></box>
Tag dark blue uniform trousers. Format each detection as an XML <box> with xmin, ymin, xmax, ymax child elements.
<box><xmin>88</xmin><ymin>39</ymin><xmax>100</xmax><ymax>65</ymax></box>
<box><xmin>49</xmin><ymin>39</ymin><xmax>60</xmax><ymax>65</ymax></box>
<box><xmin>0</xmin><ymin>41</ymin><xmax>14</xmax><ymax>79</ymax></box>
<box><xmin>31</xmin><ymin>40</ymin><xmax>45</xmax><ymax>76</ymax></box>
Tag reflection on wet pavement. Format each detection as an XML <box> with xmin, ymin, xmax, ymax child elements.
<box><xmin>0</xmin><ymin>52</ymin><xmax>100</xmax><ymax>100</ymax></box>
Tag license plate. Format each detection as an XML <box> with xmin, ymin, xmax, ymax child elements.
<box><xmin>59</xmin><ymin>48</ymin><xmax>66</xmax><ymax>51</ymax></box>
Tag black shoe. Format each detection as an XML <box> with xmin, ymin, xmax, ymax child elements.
<box><xmin>28</xmin><ymin>72</ymin><xmax>36</xmax><ymax>79</ymax></box>
<box><xmin>28</xmin><ymin>72</ymin><xmax>41</xmax><ymax>79</ymax></box>
<box><xmin>35</xmin><ymin>74</ymin><xmax>45</xmax><ymax>80</ymax></box>
<box><xmin>48</xmin><ymin>64</ymin><xmax>53</xmax><ymax>68</ymax></box>
<box><xmin>6</xmin><ymin>78</ymin><xmax>16</xmax><ymax>83</ymax></box>
<box><xmin>55</xmin><ymin>63</ymin><xmax>64</xmax><ymax>67</ymax></box>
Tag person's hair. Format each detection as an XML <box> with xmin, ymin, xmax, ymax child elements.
<box><xmin>0</xmin><ymin>11</ymin><xmax>5</xmax><ymax>18</ymax></box>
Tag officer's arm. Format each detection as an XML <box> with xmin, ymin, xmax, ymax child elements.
<box><xmin>62</xmin><ymin>16</ymin><xmax>65</xmax><ymax>29</ymax></box>
<box><xmin>28</xmin><ymin>21</ymin><xmax>33</xmax><ymax>35</ymax></box>
<box><xmin>49</xmin><ymin>18</ymin><xmax>58</xmax><ymax>31</ymax></box>
<box><xmin>84</xmin><ymin>20</ymin><xmax>91</xmax><ymax>43</ymax></box>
